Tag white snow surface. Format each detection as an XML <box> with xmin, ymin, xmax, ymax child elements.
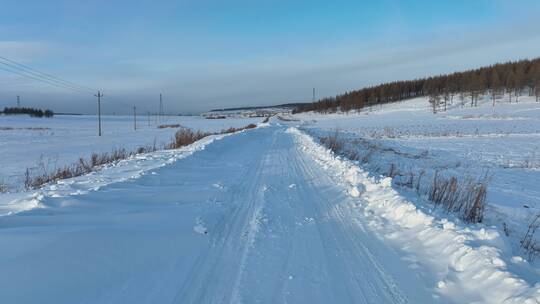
<box><xmin>294</xmin><ymin>96</ymin><xmax>540</xmax><ymax>273</ymax></box>
<box><xmin>0</xmin><ymin>122</ymin><xmax>538</xmax><ymax>303</ymax></box>
<box><xmin>289</xmin><ymin>126</ymin><xmax>540</xmax><ymax>303</ymax></box>
<box><xmin>0</xmin><ymin>114</ymin><xmax>261</xmax><ymax>191</ymax></box>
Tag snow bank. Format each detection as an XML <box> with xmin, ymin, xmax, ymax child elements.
<box><xmin>0</xmin><ymin>133</ymin><xmax>230</xmax><ymax>216</ymax></box>
<box><xmin>293</xmin><ymin>95</ymin><xmax>540</xmax><ymax>275</ymax></box>
<box><xmin>288</xmin><ymin>127</ymin><xmax>540</xmax><ymax>304</ymax></box>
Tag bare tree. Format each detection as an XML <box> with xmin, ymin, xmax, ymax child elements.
<box><xmin>533</xmin><ymin>64</ymin><xmax>540</xmax><ymax>102</ymax></box>
<box><xmin>491</xmin><ymin>69</ymin><xmax>502</xmax><ymax>107</ymax></box>
<box><xmin>514</xmin><ymin>64</ymin><xmax>526</xmax><ymax>102</ymax></box>
<box><xmin>506</xmin><ymin>70</ymin><xmax>516</xmax><ymax>103</ymax></box>
<box><xmin>294</xmin><ymin>58</ymin><xmax>540</xmax><ymax>114</ymax></box>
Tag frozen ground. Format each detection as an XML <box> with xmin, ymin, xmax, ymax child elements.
<box><xmin>293</xmin><ymin>96</ymin><xmax>540</xmax><ymax>269</ymax></box>
<box><xmin>1</xmin><ymin>124</ymin><xmax>538</xmax><ymax>303</ymax></box>
<box><xmin>0</xmin><ymin>114</ymin><xmax>261</xmax><ymax>191</ymax></box>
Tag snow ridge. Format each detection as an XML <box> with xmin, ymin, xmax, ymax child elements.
<box><xmin>287</xmin><ymin>127</ymin><xmax>540</xmax><ymax>304</ymax></box>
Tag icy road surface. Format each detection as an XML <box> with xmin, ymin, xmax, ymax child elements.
<box><xmin>1</xmin><ymin>125</ymin><xmax>536</xmax><ymax>303</ymax></box>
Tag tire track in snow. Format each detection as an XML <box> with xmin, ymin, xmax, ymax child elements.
<box><xmin>286</xmin><ymin>138</ymin><xmax>410</xmax><ymax>304</ymax></box>
<box><xmin>202</xmin><ymin>126</ymin><xmax>433</xmax><ymax>303</ymax></box>
<box><xmin>173</xmin><ymin>129</ymin><xmax>274</xmax><ymax>304</ymax></box>
<box><xmin>0</xmin><ymin>125</ymin><xmax>465</xmax><ymax>303</ymax></box>
<box><xmin>174</xmin><ymin>126</ymin><xmax>439</xmax><ymax>303</ymax></box>
<box><xmin>288</xmin><ymin>126</ymin><xmax>540</xmax><ymax>304</ymax></box>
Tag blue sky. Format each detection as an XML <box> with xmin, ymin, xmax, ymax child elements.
<box><xmin>1</xmin><ymin>0</ymin><xmax>540</xmax><ymax>114</ymax></box>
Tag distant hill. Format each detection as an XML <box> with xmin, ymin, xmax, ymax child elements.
<box><xmin>295</xmin><ymin>57</ymin><xmax>540</xmax><ymax>114</ymax></box>
<box><xmin>209</xmin><ymin>103</ymin><xmax>307</xmax><ymax>112</ymax></box>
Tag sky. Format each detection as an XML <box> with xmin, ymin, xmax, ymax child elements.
<box><xmin>1</xmin><ymin>0</ymin><xmax>540</xmax><ymax>114</ymax></box>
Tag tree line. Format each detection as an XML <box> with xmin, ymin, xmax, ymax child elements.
<box><xmin>1</xmin><ymin>107</ymin><xmax>54</xmax><ymax>117</ymax></box>
<box><xmin>293</xmin><ymin>58</ymin><xmax>540</xmax><ymax>114</ymax></box>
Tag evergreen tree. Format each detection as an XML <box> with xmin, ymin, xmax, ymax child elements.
<box><xmin>1</xmin><ymin>107</ymin><xmax>54</xmax><ymax>117</ymax></box>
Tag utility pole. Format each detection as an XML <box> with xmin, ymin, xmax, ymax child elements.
<box><xmin>159</xmin><ymin>93</ymin><xmax>163</xmax><ymax>122</ymax></box>
<box><xmin>133</xmin><ymin>105</ymin><xmax>137</xmax><ymax>130</ymax></box>
<box><xmin>312</xmin><ymin>88</ymin><xmax>316</xmax><ymax>102</ymax></box>
<box><xmin>16</xmin><ymin>95</ymin><xmax>20</xmax><ymax>107</ymax></box>
<box><xmin>95</xmin><ymin>91</ymin><xmax>103</xmax><ymax>136</ymax></box>
<box><xmin>147</xmin><ymin>111</ymin><xmax>150</xmax><ymax>127</ymax></box>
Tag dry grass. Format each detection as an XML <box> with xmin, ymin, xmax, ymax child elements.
<box><xmin>429</xmin><ymin>172</ymin><xmax>488</xmax><ymax>223</ymax></box>
<box><xmin>25</xmin><ymin>162</ymin><xmax>85</xmax><ymax>189</ymax></box>
<box><xmin>22</xmin><ymin>122</ymin><xmax>260</xmax><ymax>189</ymax></box>
<box><xmin>220</xmin><ymin>123</ymin><xmax>257</xmax><ymax>135</ymax></box>
<box><xmin>0</xmin><ymin>181</ymin><xmax>8</xmax><ymax>193</ymax></box>
<box><xmin>320</xmin><ymin>130</ymin><xmax>344</xmax><ymax>153</ymax></box>
<box><xmin>23</xmin><ymin>146</ymin><xmax>156</xmax><ymax>189</ymax></box>
<box><xmin>168</xmin><ymin>123</ymin><xmax>257</xmax><ymax>150</ymax></box>
<box><xmin>521</xmin><ymin>213</ymin><xmax>540</xmax><ymax>261</ymax></box>
<box><xmin>317</xmin><ymin>129</ymin><xmax>488</xmax><ymax>224</ymax></box>
<box><xmin>167</xmin><ymin>129</ymin><xmax>211</xmax><ymax>149</ymax></box>
<box><xmin>158</xmin><ymin>124</ymin><xmax>184</xmax><ymax>129</ymax></box>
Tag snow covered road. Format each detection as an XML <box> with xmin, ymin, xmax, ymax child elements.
<box><xmin>1</xmin><ymin>125</ymin><xmax>536</xmax><ymax>303</ymax></box>
<box><xmin>173</xmin><ymin>126</ymin><xmax>433</xmax><ymax>303</ymax></box>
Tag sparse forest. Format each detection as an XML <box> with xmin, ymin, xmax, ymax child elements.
<box><xmin>1</xmin><ymin>107</ymin><xmax>54</xmax><ymax>117</ymax></box>
<box><xmin>294</xmin><ymin>58</ymin><xmax>540</xmax><ymax>114</ymax></box>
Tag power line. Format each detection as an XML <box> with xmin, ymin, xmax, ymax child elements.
<box><xmin>0</xmin><ymin>56</ymin><xmax>94</xmax><ymax>93</ymax></box>
<box><xmin>0</xmin><ymin>56</ymin><xmax>94</xmax><ymax>91</ymax></box>
<box><xmin>0</xmin><ymin>55</ymin><xmax>163</xmax><ymax>134</ymax></box>
<box><xmin>0</xmin><ymin>61</ymin><xmax>92</xmax><ymax>94</ymax></box>
<box><xmin>104</xmin><ymin>95</ymin><xmax>153</xmax><ymax>115</ymax></box>
<box><xmin>0</xmin><ymin>64</ymin><xmax>90</xmax><ymax>94</ymax></box>
<box><xmin>0</xmin><ymin>55</ymin><xmax>156</xmax><ymax>115</ymax></box>
<box><xmin>0</xmin><ymin>62</ymin><xmax>91</xmax><ymax>94</ymax></box>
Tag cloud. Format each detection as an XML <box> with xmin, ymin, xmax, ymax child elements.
<box><xmin>0</xmin><ymin>41</ymin><xmax>53</xmax><ymax>62</ymax></box>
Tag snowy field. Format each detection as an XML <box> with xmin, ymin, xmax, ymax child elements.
<box><xmin>0</xmin><ymin>123</ymin><xmax>539</xmax><ymax>303</ymax></box>
<box><xmin>293</xmin><ymin>96</ymin><xmax>540</xmax><ymax>272</ymax></box>
<box><xmin>0</xmin><ymin>114</ymin><xmax>261</xmax><ymax>192</ymax></box>
<box><xmin>1</xmin><ymin>98</ymin><xmax>540</xmax><ymax>303</ymax></box>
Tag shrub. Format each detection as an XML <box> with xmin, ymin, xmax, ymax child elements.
<box><xmin>320</xmin><ymin>130</ymin><xmax>344</xmax><ymax>153</ymax></box>
<box><xmin>428</xmin><ymin>172</ymin><xmax>488</xmax><ymax>223</ymax></box>
<box><xmin>317</xmin><ymin>129</ymin><xmax>488</xmax><ymax>224</ymax></box>
<box><xmin>167</xmin><ymin>129</ymin><xmax>210</xmax><ymax>149</ymax></box>
<box><xmin>23</xmin><ymin>146</ymin><xmax>156</xmax><ymax>189</ymax></box>
<box><xmin>158</xmin><ymin>124</ymin><xmax>183</xmax><ymax>129</ymax></box>
<box><xmin>220</xmin><ymin>124</ymin><xmax>257</xmax><ymax>134</ymax></box>
<box><xmin>521</xmin><ymin>213</ymin><xmax>540</xmax><ymax>261</ymax></box>
<box><xmin>0</xmin><ymin>181</ymin><xmax>8</xmax><ymax>193</ymax></box>
<box><xmin>22</xmin><ymin>121</ymin><xmax>261</xmax><ymax>189</ymax></box>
